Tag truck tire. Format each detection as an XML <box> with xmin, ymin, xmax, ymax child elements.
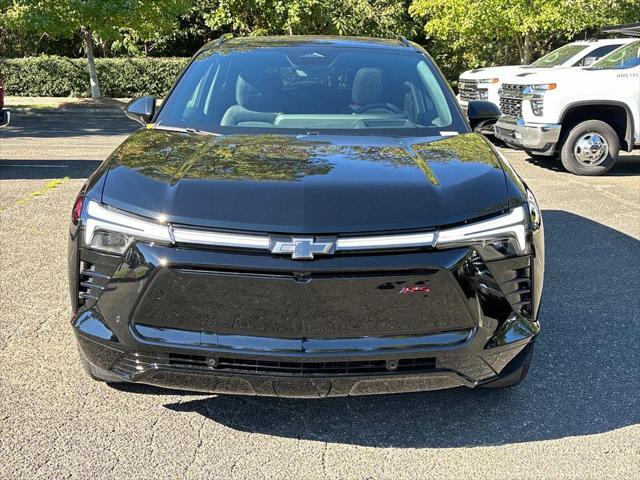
<box><xmin>560</xmin><ymin>120</ymin><xmax>619</xmax><ymax>176</ymax></box>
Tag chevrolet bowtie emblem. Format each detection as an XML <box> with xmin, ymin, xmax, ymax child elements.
<box><xmin>270</xmin><ymin>236</ymin><xmax>336</xmax><ymax>260</ymax></box>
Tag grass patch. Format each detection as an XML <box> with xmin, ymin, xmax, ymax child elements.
<box><xmin>15</xmin><ymin>176</ymin><xmax>70</xmax><ymax>206</ymax></box>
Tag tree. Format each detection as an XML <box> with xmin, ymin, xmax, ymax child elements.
<box><xmin>4</xmin><ymin>0</ymin><xmax>189</xmax><ymax>97</ymax></box>
<box><xmin>202</xmin><ymin>0</ymin><xmax>413</xmax><ymax>38</ymax></box>
<box><xmin>410</xmin><ymin>0</ymin><xmax>640</xmax><ymax>67</ymax></box>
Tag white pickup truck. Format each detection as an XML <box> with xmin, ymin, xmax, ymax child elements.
<box><xmin>494</xmin><ymin>39</ymin><xmax>640</xmax><ymax>175</ymax></box>
<box><xmin>457</xmin><ymin>39</ymin><xmax>632</xmax><ymax>111</ymax></box>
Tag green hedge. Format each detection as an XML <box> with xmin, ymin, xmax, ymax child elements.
<box><xmin>0</xmin><ymin>56</ymin><xmax>190</xmax><ymax>97</ymax></box>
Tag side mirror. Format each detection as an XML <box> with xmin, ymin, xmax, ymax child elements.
<box><xmin>467</xmin><ymin>100</ymin><xmax>501</xmax><ymax>130</ymax></box>
<box><xmin>0</xmin><ymin>109</ymin><xmax>10</xmax><ymax>128</ymax></box>
<box><xmin>125</xmin><ymin>96</ymin><xmax>155</xmax><ymax>125</ymax></box>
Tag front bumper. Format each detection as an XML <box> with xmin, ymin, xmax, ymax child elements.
<box><xmin>495</xmin><ymin>117</ymin><xmax>561</xmax><ymax>154</ymax></box>
<box><xmin>70</xmin><ymin>235</ymin><xmax>542</xmax><ymax>397</ymax></box>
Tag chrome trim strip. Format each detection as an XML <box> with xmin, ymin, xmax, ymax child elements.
<box><xmin>133</xmin><ymin>323</ymin><xmax>475</xmax><ymax>355</ymax></box>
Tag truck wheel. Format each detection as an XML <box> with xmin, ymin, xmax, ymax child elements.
<box><xmin>560</xmin><ymin>120</ymin><xmax>619</xmax><ymax>176</ymax></box>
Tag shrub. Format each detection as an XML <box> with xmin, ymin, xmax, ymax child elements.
<box><xmin>0</xmin><ymin>56</ymin><xmax>190</xmax><ymax>97</ymax></box>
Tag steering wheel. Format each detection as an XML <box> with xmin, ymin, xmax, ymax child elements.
<box><xmin>355</xmin><ymin>103</ymin><xmax>402</xmax><ymax>114</ymax></box>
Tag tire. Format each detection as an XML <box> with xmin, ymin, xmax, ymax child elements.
<box><xmin>560</xmin><ymin>120</ymin><xmax>619</xmax><ymax>176</ymax></box>
<box><xmin>479</xmin><ymin>341</ymin><xmax>535</xmax><ymax>389</ymax></box>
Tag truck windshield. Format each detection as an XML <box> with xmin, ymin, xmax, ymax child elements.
<box><xmin>155</xmin><ymin>46</ymin><xmax>467</xmax><ymax>136</ymax></box>
<box><xmin>529</xmin><ymin>44</ymin><xmax>587</xmax><ymax>68</ymax></box>
<box><xmin>589</xmin><ymin>41</ymin><xmax>640</xmax><ymax>70</ymax></box>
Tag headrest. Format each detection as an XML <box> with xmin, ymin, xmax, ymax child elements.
<box><xmin>352</xmin><ymin>67</ymin><xmax>384</xmax><ymax>105</ymax></box>
<box><xmin>236</xmin><ymin>70</ymin><xmax>281</xmax><ymax>111</ymax></box>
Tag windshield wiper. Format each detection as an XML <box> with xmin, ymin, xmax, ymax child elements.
<box><xmin>154</xmin><ymin>125</ymin><xmax>219</xmax><ymax>136</ymax></box>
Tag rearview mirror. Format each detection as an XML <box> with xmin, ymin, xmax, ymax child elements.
<box><xmin>0</xmin><ymin>109</ymin><xmax>10</xmax><ymax>128</ymax></box>
<box><xmin>467</xmin><ymin>100</ymin><xmax>501</xmax><ymax>131</ymax></box>
<box><xmin>125</xmin><ymin>96</ymin><xmax>155</xmax><ymax>125</ymax></box>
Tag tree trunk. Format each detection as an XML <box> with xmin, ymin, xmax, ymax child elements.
<box><xmin>81</xmin><ymin>29</ymin><xmax>101</xmax><ymax>98</ymax></box>
<box><xmin>514</xmin><ymin>35</ymin><xmax>525</xmax><ymax>64</ymax></box>
<box><xmin>523</xmin><ymin>32</ymin><xmax>532</xmax><ymax>64</ymax></box>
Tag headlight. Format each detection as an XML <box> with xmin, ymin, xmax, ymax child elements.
<box><xmin>83</xmin><ymin>200</ymin><xmax>269</xmax><ymax>255</ymax></box>
<box><xmin>435</xmin><ymin>206</ymin><xmax>528</xmax><ymax>254</ymax></box>
<box><xmin>84</xmin><ymin>200</ymin><xmax>172</xmax><ymax>254</ymax></box>
<box><xmin>522</xmin><ymin>83</ymin><xmax>556</xmax><ymax>98</ymax></box>
<box><xmin>477</xmin><ymin>78</ymin><xmax>499</xmax><ymax>84</ymax></box>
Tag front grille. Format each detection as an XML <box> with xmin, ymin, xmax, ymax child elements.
<box><xmin>499</xmin><ymin>83</ymin><xmax>525</xmax><ymax>118</ymax></box>
<box><xmin>112</xmin><ymin>353</ymin><xmax>437</xmax><ymax>378</ymax></box>
<box><xmin>459</xmin><ymin>79</ymin><xmax>479</xmax><ymax>101</ymax></box>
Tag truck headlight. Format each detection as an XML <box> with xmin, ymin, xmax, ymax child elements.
<box><xmin>522</xmin><ymin>83</ymin><xmax>556</xmax><ymax>97</ymax></box>
<box><xmin>477</xmin><ymin>78</ymin><xmax>499</xmax><ymax>84</ymax></box>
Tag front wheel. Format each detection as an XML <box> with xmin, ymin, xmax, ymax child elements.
<box><xmin>560</xmin><ymin>120</ymin><xmax>619</xmax><ymax>176</ymax></box>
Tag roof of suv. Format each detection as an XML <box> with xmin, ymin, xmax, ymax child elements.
<box><xmin>199</xmin><ymin>35</ymin><xmax>419</xmax><ymax>55</ymax></box>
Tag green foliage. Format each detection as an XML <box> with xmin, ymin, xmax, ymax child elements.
<box><xmin>1</xmin><ymin>0</ymin><xmax>639</xmax><ymax>96</ymax></box>
<box><xmin>3</xmin><ymin>0</ymin><xmax>190</xmax><ymax>43</ymax></box>
<box><xmin>182</xmin><ymin>0</ymin><xmax>412</xmax><ymax>38</ymax></box>
<box><xmin>0</xmin><ymin>56</ymin><xmax>189</xmax><ymax>97</ymax></box>
<box><xmin>410</xmin><ymin>0</ymin><xmax>640</xmax><ymax>69</ymax></box>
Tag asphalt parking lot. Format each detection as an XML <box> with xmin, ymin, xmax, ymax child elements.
<box><xmin>1</xmin><ymin>109</ymin><xmax>639</xmax><ymax>479</ymax></box>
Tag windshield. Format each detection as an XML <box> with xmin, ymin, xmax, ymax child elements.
<box><xmin>589</xmin><ymin>41</ymin><xmax>640</xmax><ymax>70</ymax></box>
<box><xmin>155</xmin><ymin>46</ymin><xmax>467</xmax><ymax>135</ymax></box>
<box><xmin>530</xmin><ymin>44</ymin><xmax>588</xmax><ymax>68</ymax></box>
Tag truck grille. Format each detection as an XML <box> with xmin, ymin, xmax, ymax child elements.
<box><xmin>458</xmin><ymin>79</ymin><xmax>479</xmax><ymax>101</ymax></box>
<box><xmin>499</xmin><ymin>83</ymin><xmax>525</xmax><ymax>118</ymax></box>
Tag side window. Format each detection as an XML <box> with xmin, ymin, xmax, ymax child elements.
<box><xmin>575</xmin><ymin>45</ymin><xmax>621</xmax><ymax>66</ymax></box>
<box><xmin>416</xmin><ymin>61</ymin><xmax>452</xmax><ymax>127</ymax></box>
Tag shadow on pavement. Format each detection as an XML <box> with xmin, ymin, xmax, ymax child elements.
<box><xmin>524</xmin><ymin>153</ymin><xmax>640</xmax><ymax>176</ymax></box>
<box><xmin>0</xmin><ymin>159</ymin><xmax>103</xmax><ymax>179</ymax></box>
<box><xmin>0</xmin><ymin>108</ymin><xmax>138</xmax><ymax>139</ymax></box>
<box><xmin>115</xmin><ymin>210</ymin><xmax>640</xmax><ymax>448</ymax></box>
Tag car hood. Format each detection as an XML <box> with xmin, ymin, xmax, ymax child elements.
<box><xmin>101</xmin><ymin>129</ymin><xmax>513</xmax><ymax>234</ymax></box>
<box><xmin>460</xmin><ymin>65</ymin><xmax>525</xmax><ymax>80</ymax></box>
<box><xmin>505</xmin><ymin>66</ymin><xmax>583</xmax><ymax>85</ymax></box>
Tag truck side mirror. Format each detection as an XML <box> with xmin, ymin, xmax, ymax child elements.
<box><xmin>0</xmin><ymin>109</ymin><xmax>10</xmax><ymax>128</ymax></box>
<box><xmin>467</xmin><ymin>100</ymin><xmax>501</xmax><ymax>130</ymax></box>
<box><xmin>125</xmin><ymin>96</ymin><xmax>156</xmax><ymax>125</ymax></box>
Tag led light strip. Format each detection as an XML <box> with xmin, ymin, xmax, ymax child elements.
<box><xmin>336</xmin><ymin>232</ymin><xmax>435</xmax><ymax>250</ymax></box>
<box><xmin>436</xmin><ymin>206</ymin><xmax>527</xmax><ymax>251</ymax></box>
<box><xmin>84</xmin><ymin>200</ymin><xmax>527</xmax><ymax>254</ymax></box>
<box><xmin>172</xmin><ymin>227</ymin><xmax>270</xmax><ymax>249</ymax></box>
<box><xmin>85</xmin><ymin>201</ymin><xmax>172</xmax><ymax>246</ymax></box>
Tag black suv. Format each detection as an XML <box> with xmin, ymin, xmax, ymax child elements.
<box><xmin>69</xmin><ymin>36</ymin><xmax>544</xmax><ymax>397</ymax></box>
